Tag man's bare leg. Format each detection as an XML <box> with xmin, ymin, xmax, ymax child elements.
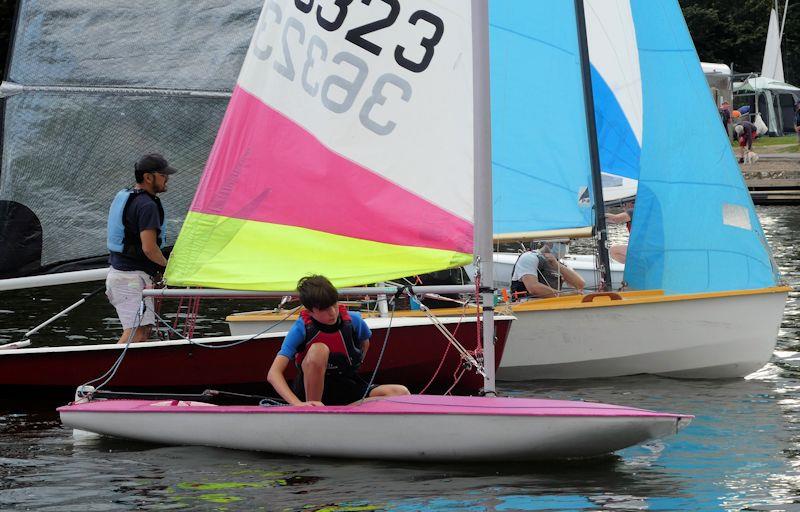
<box><xmin>610</xmin><ymin>244</ymin><xmax>628</xmax><ymax>264</ymax></box>
<box><xmin>116</xmin><ymin>325</ymin><xmax>152</xmax><ymax>344</ymax></box>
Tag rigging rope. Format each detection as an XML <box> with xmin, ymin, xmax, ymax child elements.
<box><xmin>410</xmin><ymin>296</ymin><xmax>484</xmax><ymax>377</ymax></box>
<box><xmin>360</xmin><ymin>293</ymin><xmax>398</xmax><ymax>400</ymax></box>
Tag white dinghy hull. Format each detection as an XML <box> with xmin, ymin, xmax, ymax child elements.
<box><xmin>59</xmin><ymin>395</ymin><xmax>690</xmax><ymax>461</ymax></box>
<box><xmin>498</xmin><ymin>286</ymin><xmax>789</xmax><ymax>380</ymax></box>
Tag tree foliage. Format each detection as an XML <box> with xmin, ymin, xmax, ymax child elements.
<box><xmin>681</xmin><ymin>0</ymin><xmax>799</xmax><ymax>84</ymax></box>
<box><xmin>0</xmin><ymin>1</ymin><xmax>796</xmax><ymax>84</ymax></box>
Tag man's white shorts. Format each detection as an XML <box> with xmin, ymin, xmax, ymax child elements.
<box><xmin>105</xmin><ymin>268</ymin><xmax>155</xmax><ymax>329</ymax></box>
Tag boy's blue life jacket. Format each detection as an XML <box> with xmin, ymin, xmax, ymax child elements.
<box><xmin>106</xmin><ymin>188</ymin><xmax>166</xmax><ymax>257</ymax></box>
<box><xmin>295</xmin><ymin>306</ymin><xmax>364</xmax><ymax>374</ymax></box>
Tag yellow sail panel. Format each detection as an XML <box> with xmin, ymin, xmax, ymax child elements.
<box><xmin>165</xmin><ymin>212</ymin><xmax>472</xmax><ymax>291</ymax></box>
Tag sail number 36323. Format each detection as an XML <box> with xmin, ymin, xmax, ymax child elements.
<box><xmin>251</xmin><ymin>0</ymin><xmax>445</xmax><ymax>136</ymax></box>
<box><xmin>294</xmin><ymin>0</ymin><xmax>444</xmax><ymax>73</ymax></box>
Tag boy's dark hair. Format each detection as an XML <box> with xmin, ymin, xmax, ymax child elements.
<box><xmin>297</xmin><ymin>275</ymin><xmax>338</xmax><ymax>310</ymax></box>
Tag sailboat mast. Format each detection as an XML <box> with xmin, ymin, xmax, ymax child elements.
<box><xmin>574</xmin><ymin>0</ymin><xmax>614</xmax><ymax>291</ymax></box>
<box><xmin>779</xmin><ymin>0</ymin><xmax>789</xmax><ymax>42</ymax></box>
<box><xmin>471</xmin><ymin>0</ymin><xmax>495</xmax><ymax>394</ymax></box>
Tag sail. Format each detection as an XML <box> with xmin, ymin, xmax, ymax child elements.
<box><xmin>761</xmin><ymin>8</ymin><xmax>785</xmax><ymax>83</ymax></box>
<box><xmin>0</xmin><ymin>0</ymin><xmax>260</xmax><ymax>280</ymax></box>
<box><xmin>624</xmin><ymin>0</ymin><xmax>779</xmax><ymax>294</ymax></box>
<box><xmin>585</xmin><ymin>0</ymin><xmax>642</xmax><ymax>182</ymax></box>
<box><xmin>166</xmin><ymin>0</ymin><xmax>474</xmax><ymax>290</ymax></box>
<box><xmin>490</xmin><ymin>2</ymin><xmax>594</xmax><ymax>238</ymax></box>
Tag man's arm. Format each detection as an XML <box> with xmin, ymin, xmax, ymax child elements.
<box><xmin>140</xmin><ymin>229</ymin><xmax>168</xmax><ymax>268</ymax></box>
<box><xmin>557</xmin><ymin>262</ymin><xmax>585</xmax><ymax>292</ymax></box>
<box><xmin>520</xmin><ymin>274</ymin><xmax>558</xmax><ymax>298</ymax></box>
<box><xmin>605</xmin><ymin>211</ymin><xmax>631</xmax><ymax>224</ymax></box>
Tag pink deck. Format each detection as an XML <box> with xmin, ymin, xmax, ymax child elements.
<box><xmin>59</xmin><ymin>395</ymin><xmax>689</xmax><ymax>419</ymax></box>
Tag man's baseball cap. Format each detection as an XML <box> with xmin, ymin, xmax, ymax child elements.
<box><xmin>135</xmin><ymin>153</ymin><xmax>177</xmax><ymax>176</ymax></box>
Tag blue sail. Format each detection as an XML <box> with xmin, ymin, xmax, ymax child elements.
<box><xmin>489</xmin><ymin>1</ymin><xmax>594</xmax><ymax>237</ymax></box>
<box><xmin>624</xmin><ymin>0</ymin><xmax>779</xmax><ymax>294</ymax></box>
<box><xmin>585</xmin><ymin>1</ymin><xmax>644</xmax><ymax>183</ymax></box>
<box><xmin>592</xmin><ymin>65</ymin><xmax>641</xmax><ymax>180</ymax></box>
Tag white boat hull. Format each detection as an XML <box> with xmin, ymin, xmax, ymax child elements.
<box><xmin>498</xmin><ymin>287</ymin><xmax>789</xmax><ymax>380</ymax></box>
<box><xmin>59</xmin><ymin>395</ymin><xmax>690</xmax><ymax>461</ymax></box>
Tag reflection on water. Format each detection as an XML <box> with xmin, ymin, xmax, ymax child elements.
<box><xmin>1</xmin><ymin>205</ymin><xmax>799</xmax><ymax>511</ymax></box>
<box><xmin>2</xmin><ymin>376</ymin><xmax>799</xmax><ymax>511</ymax></box>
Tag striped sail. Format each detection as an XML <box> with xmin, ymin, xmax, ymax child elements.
<box><xmin>165</xmin><ymin>0</ymin><xmax>474</xmax><ymax>290</ymax></box>
<box><xmin>585</xmin><ymin>0</ymin><xmax>642</xmax><ymax>183</ymax></box>
<box><xmin>490</xmin><ymin>1</ymin><xmax>594</xmax><ymax>239</ymax></box>
<box><xmin>623</xmin><ymin>0</ymin><xmax>779</xmax><ymax>293</ymax></box>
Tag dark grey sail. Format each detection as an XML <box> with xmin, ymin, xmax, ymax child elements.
<box><xmin>0</xmin><ymin>0</ymin><xmax>261</xmax><ymax>280</ymax></box>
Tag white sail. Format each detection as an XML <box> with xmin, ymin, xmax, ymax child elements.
<box><xmin>761</xmin><ymin>7</ymin><xmax>785</xmax><ymax>82</ymax></box>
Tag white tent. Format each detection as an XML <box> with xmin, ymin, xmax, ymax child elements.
<box><xmin>734</xmin><ymin>76</ymin><xmax>800</xmax><ymax>136</ymax></box>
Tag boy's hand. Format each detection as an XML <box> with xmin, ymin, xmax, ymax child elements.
<box><xmin>296</xmin><ymin>401</ymin><xmax>324</xmax><ymax>407</ymax></box>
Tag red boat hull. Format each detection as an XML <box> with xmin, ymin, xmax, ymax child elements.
<box><xmin>0</xmin><ymin>318</ymin><xmax>511</xmax><ymax>399</ymax></box>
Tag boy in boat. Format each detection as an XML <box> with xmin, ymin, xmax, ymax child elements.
<box><xmin>267</xmin><ymin>275</ymin><xmax>410</xmax><ymax>406</ymax></box>
<box><xmin>510</xmin><ymin>241</ymin><xmax>585</xmax><ymax>299</ymax></box>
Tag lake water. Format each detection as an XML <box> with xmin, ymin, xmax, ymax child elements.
<box><xmin>1</xmin><ymin>205</ymin><xmax>799</xmax><ymax>511</ymax></box>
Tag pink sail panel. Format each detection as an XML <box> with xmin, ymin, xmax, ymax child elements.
<box><xmin>190</xmin><ymin>86</ymin><xmax>473</xmax><ymax>255</ymax></box>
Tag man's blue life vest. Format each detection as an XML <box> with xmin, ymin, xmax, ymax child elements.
<box><xmin>106</xmin><ymin>188</ymin><xmax>166</xmax><ymax>257</ymax></box>
<box><xmin>295</xmin><ymin>306</ymin><xmax>364</xmax><ymax>374</ymax></box>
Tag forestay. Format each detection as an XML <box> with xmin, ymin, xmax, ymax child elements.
<box><xmin>166</xmin><ymin>0</ymin><xmax>475</xmax><ymax>290</ymax></box>
<box><xmin>623</xmin><ymin>0</ymin><xmax>779</xmax><ymax>294</ymax></box>
<box><xmin>489</xmin><ymin>2</ymin><xmax>594</xmax><ymax>238</ymax></box>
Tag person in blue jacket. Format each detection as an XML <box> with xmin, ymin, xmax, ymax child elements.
<box><xmin>267</xmin><ymin>275</ymin><xmax>410</xmax><ymax>406</ymax></box>
<box><xmin>105</xmin><ymin>154</ymin><xmax>176</xmax><ymax>344</ymax></box>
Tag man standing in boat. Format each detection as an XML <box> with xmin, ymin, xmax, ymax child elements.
<box><xmin>510</xmin><ymin>242</ymin><xmax>585</xmax><ymax>298</ymax></box>
<box><xmin>267</xmin><ymin>275</ymin><xmax>409</xmax><ymax>406</ymax></box>
<box><xmin>105</xmin><ymin>153</ymin><xmax>175</xmax><ymax>344</ymax></box>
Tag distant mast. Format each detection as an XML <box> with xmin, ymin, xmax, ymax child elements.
<box><xmin>574</xmin><ymin>0</ymin><xmax>613</xmax><ymax>291</ymax></box>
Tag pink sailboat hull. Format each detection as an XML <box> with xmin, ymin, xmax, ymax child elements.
<box><xmin>59</xmin><ymin>394</ymin><xmax>692</xmax><ymax>461</ymax></box>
